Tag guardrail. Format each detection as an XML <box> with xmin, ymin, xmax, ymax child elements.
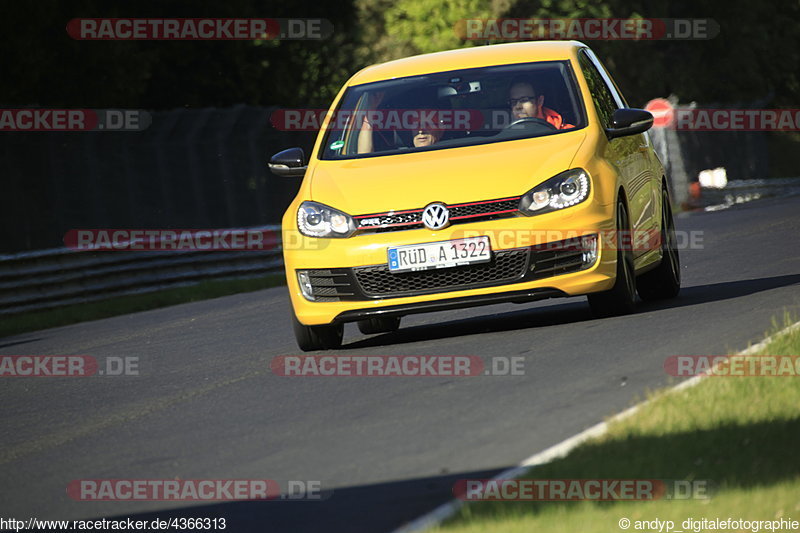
<box><xmin>0</xmin><ymin>225</ymin><xmax>283</xmax><ymax>316</ymax></box>
<box><xmin>698</xmin><ymin>177</ymin><xmax>800</xmax><ymax>209</ymax></box>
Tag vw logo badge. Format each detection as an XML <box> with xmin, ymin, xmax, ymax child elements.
<box><xmin>422</xmin><ymin>203</ymin><xmax>450</xmax><ymax>230</ymax></box>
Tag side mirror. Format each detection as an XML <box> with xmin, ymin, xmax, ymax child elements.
<box><xmin>606</xmin><ymin>108</ymin><xmax>653</xmax><ymax>139</ymax></box>
<box><xmin>269</xmin><ymin>147</ymin><xmax>307</xmax><ymax>177</ymax></box>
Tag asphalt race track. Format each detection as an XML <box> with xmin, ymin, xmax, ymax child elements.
<box><xmin>2</xmin><ymin>195</ymin><xmax>800</xmax><ymax>532</ymax></box>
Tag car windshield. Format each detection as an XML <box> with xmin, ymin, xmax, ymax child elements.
<box><xmin>319</xmin><ymin>60</ymin><xmax>585</xmax><ymax>160</ymax></box>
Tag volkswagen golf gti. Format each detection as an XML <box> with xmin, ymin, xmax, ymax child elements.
<box><xmin>270</xmin><ymin>40</ymin><xmax>680</xmax><ymax>351</ymax></box>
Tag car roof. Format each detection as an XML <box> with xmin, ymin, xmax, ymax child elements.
<box><xmin>349</xmin><ymin>40</ymin><xmax>587</xmax><ymax>86</ymax></box>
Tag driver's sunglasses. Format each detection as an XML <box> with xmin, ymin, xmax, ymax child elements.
<box><xmin>507</xmin><ymin>95</ymin><xmax>537</xmax><ymax>107</ymax></box>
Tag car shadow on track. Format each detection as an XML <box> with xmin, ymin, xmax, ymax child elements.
<box><xmin>341</xmin><ymin>273</ymin><xmax>800</xmax><ymax>350</ymax></box>
<box><xmin>112</xmin><ymin>467</ymin><xmax>507</xmax><ymax>533</ymax></box>
<box><xmin>637</xmin><ymin>272</ymin><xmax>800</xmax><ymax>313</ymax></box>
<box><xmin>342</xmin><ymin>300</ymin><xmax>593</xmax><ymax>350</ymax></box>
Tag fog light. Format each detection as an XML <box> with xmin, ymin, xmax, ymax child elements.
<box><xmin>297</xmin><ymin>270</ymin><xmax>315</xmax><ymax>301</ymax></box>
<box><xmin>581</xmin><ymin>234</ymin><xmax>598</xmax><ymax>266</ymax></box>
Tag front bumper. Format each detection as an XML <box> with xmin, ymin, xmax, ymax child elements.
<box><xmin>284</xmin><ymin>200</ymin><xmax>617</xmax><ymax>325</ymax></box>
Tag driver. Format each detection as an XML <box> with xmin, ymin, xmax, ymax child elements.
<box><xmin>507</xmin><ymin>80</ymin><xmax>574</xmax><ymax>130</ymax></box>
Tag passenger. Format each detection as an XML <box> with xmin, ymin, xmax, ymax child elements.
<box><xmin>507</xmin><ymin>80</ymin><xmax>574</xmax><ymax>130</ymax></box>
<box><xmin>357</xmin><ymin>113</ymin><xmax>378</xmax><ymax>154</ymax></box>
<box><xmin>358</xmin><ymin>113</ymin><xmax>443</xmax><ymax>153</ymax></box>
<box><xmin>411</xmin><ymin>124</ymin><xmax>443</xmax><ymax>147</ymax></box>
<box><xmin>357</xmin><ymin>91</ymin><xmax>385</xmax><ymax>154</ymax></box>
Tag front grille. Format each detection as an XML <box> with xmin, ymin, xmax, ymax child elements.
<box><xmin>449</xmin><ymin>198</ymin><xmax>520</xmax><ymax>219</ymax></box>
<box><xmin>353</xmin><ymin>248</ymin><xmax>529</xmax><ymax>298</ymax></box>
<box><xmin>355</xmin><ymin>196</ymin><xmax>521</xmax><ymax>233</ymax></box>
<box><xmin>300</xmin><ymin>236</ymin><xmax>592</xmax><ymax>302</ymax></box>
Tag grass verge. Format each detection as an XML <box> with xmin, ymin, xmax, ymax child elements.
<box><xmin>0</xmin><ymin>274</ymin><xmax>286</xmax><ymax>339</ymax></box>
<box><xmin>435</xmin><ymin>315</ymin><xmax>800</xmax><ymax>532</ymax></box>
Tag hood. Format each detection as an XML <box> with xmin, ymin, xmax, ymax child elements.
<box><xmin>309</xmin><ymin>130</ymin><xmax>586</xmax><ymax>215</ymax></box>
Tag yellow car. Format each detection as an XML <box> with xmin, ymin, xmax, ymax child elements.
<box><xmin>270</xmin><ymin>40</ymin><xmax>680</xmax><ymax>351</ymax></box>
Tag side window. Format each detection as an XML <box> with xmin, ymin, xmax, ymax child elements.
<box><xmin>578</xmin><ymin>51</ymin><xmax>617</xmax><ymax>129</ymax></box>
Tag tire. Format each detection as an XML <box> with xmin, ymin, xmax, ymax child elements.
<box><xmin>291</xmin><ymin>312</ymin><xmax>343</xmax><ymax>352</ymax></box>
<box><xmin>357</xmin><ymin>316</ymin><xmax>401</xmax><ymax>335</ymax></box>
<box><xmin>588</xmin><ymin>200</ymin><xmax>637</xmax><ymax>318</ymax></box>
<box><xmin>637</xmin><ymin>188</ymin><xmax>681</xmax><ymax>301</ymax></box>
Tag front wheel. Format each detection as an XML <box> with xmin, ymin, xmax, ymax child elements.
<box><xmin>588</xmin><ymin>200</ymin><xmax>637</xmax><ymax>318</ymax></box>
<box><xmin>291</xmin><ymin>313</ymin><xmax>343</xmax><ymax>352</ymax></box>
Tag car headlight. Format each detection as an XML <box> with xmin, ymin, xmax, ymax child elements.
<box><xmin>519</xmin><ymin>169</ymin><xmax>591</xmax><ymax>216</ymax></box>
<box><xmin>297</xmin><ymin>201</ymin><xmax>357</xmax><ymax>238</ymax></box>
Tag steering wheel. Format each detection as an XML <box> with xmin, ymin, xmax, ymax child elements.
<box><xmin>504</xmin><ymin>116</ymin><xmax>557</xmax><ymax>130</ymax></box>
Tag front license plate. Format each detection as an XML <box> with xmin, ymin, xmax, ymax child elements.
<box><xmin>387</xmin><ymin>236</ymin><xmax>492</xmax><ymax>273</ymax></box>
